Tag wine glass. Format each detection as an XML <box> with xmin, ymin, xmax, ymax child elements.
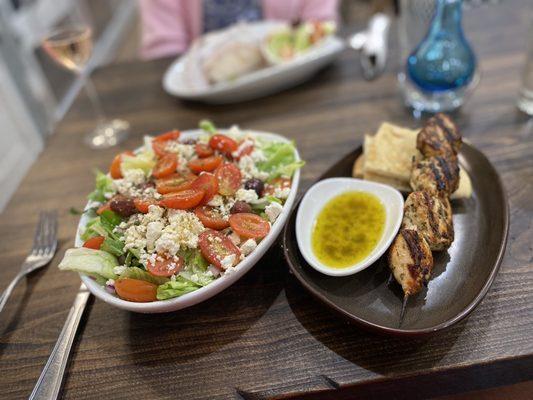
<box><xmin>42</xmin><ymin>24</ymin><xmax>129</xmax><ymax>149</ymax></box>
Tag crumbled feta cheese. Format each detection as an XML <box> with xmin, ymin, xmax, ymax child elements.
<box><xmin>145</xmin><ymin>205</ymin><xmax>165</xmax><ymax>222</ymax></box>
<box><xmin>220</xmin><ymin>254</ymin><xmax>236</xmax><ymax>270</ymax></box>
<box><xmin>228</xmin><ymin>232</ymin><xmax>241</xmax><ymax>246</ymax></box>
<box><xmin>165</xmin><ymin>142</ymin><xmax>195</xmax><ymax>159</ymax></box>
<box><xmin>123</xmin><ymin>224</ymin><xmax>147</xmax><ymax>251</ymax></box>
<box><xmin>238</xmin><ymin>155</ymin><xmax>269</xmax><ymax>181</ymax></box>
<box><xmin>143</xmin><ymin>186</ymin><xmax>162</xmax><ymax>200</ymax></box>
<box><xmin>146</xmin><ymin>221</ymin><xmax>164</xmax><ymax>251</ymax></box>
<box><xmin>250</xmin><ymin>148</ymin><xmax>267</xmax><ymax>163</ymax></box>
<box><xmin>265</xmin><ymin>202</ymin><xmax>283</xmax><ymax>222</ymax></box>
<box><xmin>123</xmin><ymin>168</ymin><xmax>146</xmax><ymax>185</ymax></box>
<box><xmin>112</xmin><ymin>179</ymin><xmax>142</xmax><ymax>197</ymax></box>
<box><xmin>235</xmin><ymin>188</ymin><xmax>259</xmax><ymax>203</ymax></box>
<box><xmin>240</xmin><ymin>239</ymin><xmax>257</xmax><ymax>256</ymax></box>
<box><xmin>113</xmin><ymin>265</ymin><xmax>127</xmax><ymax>275</ymax></box>
<box><xmin>273</xmin><ymin>187</ymin><xmax>291</xmax><ymax>199</ymax></box>
<box><xmin>154</xmin><ymin>210</ymin><xmax>205</xmax><ymax>255</ymax></box>
<box><xmin>207</xmin><ymin>195</ymin><xmax>224</xmax><ymax>207</ymax></box>
<box><xmin>106</xmin><ymin>279</ymin><xmax>115</xmax><ymax>286</ymax></box>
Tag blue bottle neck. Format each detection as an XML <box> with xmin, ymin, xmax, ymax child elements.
<box><xmin>430</xmin><ymin>0</ymin><xmax>464</xmax><ymax>36</ymax></box>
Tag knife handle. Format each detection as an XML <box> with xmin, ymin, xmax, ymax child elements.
<box><xmin>29</xmin><ymin>285</ymin><xmax>90</xmax><ymax>400</ymax></box>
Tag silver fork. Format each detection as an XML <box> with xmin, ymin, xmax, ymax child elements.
<box><xmin>0</xmin><ymin>211</ymin><xmax>58</xmax><ymax>313</ymax></box>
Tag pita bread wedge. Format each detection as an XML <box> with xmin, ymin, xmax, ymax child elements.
<box><xmin>364</xmin><ymin>123</ymin><xmax>420</xmax><ymax>181</ymax></box>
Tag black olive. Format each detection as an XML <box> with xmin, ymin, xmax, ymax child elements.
<box><xmin>244</xmin><ymin>178</ymin><xmax>264</xmax><ymax>196</ymax></box>
<box><xmin>230</xmin><ymin>201</ymin><xmax>252</xmax><ymax>214</ymax></box>
<box><xmin>110</xmin><ymin>195</ymin><xmax>137</xmax><ymax>217</ymax></box>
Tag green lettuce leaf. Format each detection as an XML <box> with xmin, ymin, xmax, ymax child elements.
<box><xmin>119</xmin><ymin>267</ymin><xmax>169</xmax><ymax>285</ymax></box>
<box><xmin>199</xmin><ymin>119</ymin><xmax>217</xmax><ymax>134</ymax></box>
<box><xmin>156</xmin><ymin>278</ymin><xmax>201</xmax><ymax>300</ymax></box>
<box><xmin>88</xmin><ymin>170</ymin><xmax>115</xmax><ymax>203</ymax></box>
<box><xmin>256</xmin><ymin>141</ymin><xmax>304</xmax><ymax>180</ymax></box>
<box><xmin>58</xmin><ymin>247</ymin><xmax>118</xmax><ymax>280</ymax></box>
<box><xmin>178</xmin><ymin>249</ymin><xmax>214</xmax><ymax>287</ymax></box>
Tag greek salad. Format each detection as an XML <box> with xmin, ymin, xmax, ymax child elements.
<box><xmin>58</xmin><ymin>121</ymin><xmax>303</xmax><ymax>302</ymax></box>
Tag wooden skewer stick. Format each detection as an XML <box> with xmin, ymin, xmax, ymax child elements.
<box><xmin>399</xmin><ymin>294</ymin><xmax>409</xmax><ymax>328</ymax></box>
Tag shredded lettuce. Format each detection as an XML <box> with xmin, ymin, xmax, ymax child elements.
<box><xmin>80</xmin><ymin>210</ymin><xmax>125</xmax><ymax>257</ymax></box>
<box><xmin>157</xmin><ymin>278</ymin><xmax>201</xmax><ymax>300</ymax></box>
<box><xmin>256</xmin><ymin>141</ymin><xmax>304</xmax><ymax>180</ymax></box>
<box><xmin>121</xmin><ymin>151</ymin><xmax>156</xmax><ymax>176</ymax></box>
<box><xmin>58</xmin><ymin>248</ymin><xmax>118</xmax><ymax>280</ymax></box>
<box><xmin>120</xmin><ymin>267</ymin><xmax>169</xmax><ymax>285</ymax></box>
<box><xmin>88</xmin><ymin>170</ymin><xmax>115</xmax><ymax>203</ymax></box>
<box><xmin>178</xmin><ymin>249</ymin><xmax>214</xmax><ymax>287</ymax></box>
<box><xmin>199</xmin><ymin>119</ymin><xmax>217</xmax><ymax>134</ymax></box>
<box><xmin>251</xmin><ymin>196</ymin><xmax>282</xmax><ymax>212</ymax></box>
<box><xmin>155</xmin><ymin>250</ymin><xmax>213</xmax><ymax>300</ymax></box>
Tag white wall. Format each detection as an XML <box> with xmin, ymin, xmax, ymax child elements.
<box><xmin>0</xmin><ymin>55</ymin><xmax>43</xmax><ymax>211</ymax></box>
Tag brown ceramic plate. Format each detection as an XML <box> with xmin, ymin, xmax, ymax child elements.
<box><xmin>283</xmin><ymin>143</ymin><xmax>509</xmax><ymax>336</ymax></box>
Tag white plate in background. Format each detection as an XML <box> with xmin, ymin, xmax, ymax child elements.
<box><xmin>162</xmin><ymin>22</ymin><xmax>345</xmax><ymax>104</ymax></box>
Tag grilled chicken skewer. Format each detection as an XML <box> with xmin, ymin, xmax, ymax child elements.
<box><xmin>402</xmin><ymin>191</ymin><xmax>453</xmax><ymax>251</ymax></box>
<box><xmin>388</xmin><ymin>113</ymin><xmax>462</xmax><ymax>326</ymax></box>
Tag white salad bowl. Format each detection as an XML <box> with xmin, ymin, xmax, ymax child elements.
<box><xmin>295</xmin><ymin>178</ymin><xmax>404</xmax><ymax>277</ymax></box>
<box><xmin>76</xmin><ymin>129</ymin><xmax>301</xmax><ymax>313</ymax></box>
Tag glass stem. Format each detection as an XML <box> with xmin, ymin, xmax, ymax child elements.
<box><xmin>84</xmin><ymin>76</ymin><xmax>106</xmax><ymax>123</ymax></box>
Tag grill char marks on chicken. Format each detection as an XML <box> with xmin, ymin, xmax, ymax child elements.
<box><xmin>388</xmin><ymin>229</ymin><xmax>434</xmax><ymax>296</ymax></box>
<box><xmin>410</xmin><ymin>154</ymin><xmax>460</xmax><ymax>196</ymax></box>
<box><xmin>402</xmin><ymin>191</ymin><xmax>454</xmax><ymax>251</ymax></box>
<box><xmin>416</xmin><ymin>113</ymin><xmax>462</xmax><ymax>158</ymax></box>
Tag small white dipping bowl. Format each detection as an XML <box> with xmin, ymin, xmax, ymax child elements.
<box><xmin>296</xmin><ymin>178</ymin><xmax>404</xmax><ymax>277</ymax></box>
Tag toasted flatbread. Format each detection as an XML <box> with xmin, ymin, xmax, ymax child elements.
<box><xmin>364</xmin><ymin>123</ymin><xmax>420</xmax><ymax>181</ymax></box>
<box><xmin>352</xmin><ymin>124</ymin><xmax>473</xmax><ymax>198</ymax></box>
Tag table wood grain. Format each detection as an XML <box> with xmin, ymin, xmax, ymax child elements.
<box><xmin>1</xmin><ymin>1</ymin><xmax>532</xmax><ymax>399</ymax></box>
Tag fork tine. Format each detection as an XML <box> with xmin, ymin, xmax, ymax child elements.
<box><xmin>32</xmin><ymin>212</ymin><xmax>47</xmax><ymax>254</ymax></box>
<box><xmin>45</xmin><ymin>211</ymin><xmax>58</xmax><ymax>255</ymax></box>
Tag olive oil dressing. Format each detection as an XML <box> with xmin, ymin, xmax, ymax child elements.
<box><xmin>311</xmin><ymin>191</ymin><xmax>386</xmax><ymax>268</ymax></box>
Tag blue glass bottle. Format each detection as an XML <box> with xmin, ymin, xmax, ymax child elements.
<box><xmin>402</xmin><ymin>0</ymin><xmax>477</xmax><ymax>113</ymax></box>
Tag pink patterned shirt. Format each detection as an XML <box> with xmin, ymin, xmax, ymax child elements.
<box><xmin>139</xmin><ymin>0</ymin><xmax>339</xmax><ymax>60</ymax></box>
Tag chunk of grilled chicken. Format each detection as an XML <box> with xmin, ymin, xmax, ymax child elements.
<box><xmin>402</xmin><ymin>191</ymin><xmax>454</xmax><ymax>251</ymax></box>
<box><xmin>388</xmin><ymin>229</ymin><xmax>434</xmax><ymax>296</ymax></box>
<box><xmin>410</xmin><ymin>155</ymin><xmax>460</xmax><ymax>196</ymax></box>
<box><xmin>417</xmin><ymin>113</ymin><xmax>462</xmax><ymax>158</ymax></box>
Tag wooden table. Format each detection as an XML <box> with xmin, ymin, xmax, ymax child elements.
<box><xmin>1</xmin><ymin>1</ymin><xmax>532</xmax><ymax>399</ymax></box>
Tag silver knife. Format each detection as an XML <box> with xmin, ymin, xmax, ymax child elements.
<box><xmin>29</xmin><ymin>283</ymin><xmax>90</xmax><ymax>400</ymax></box>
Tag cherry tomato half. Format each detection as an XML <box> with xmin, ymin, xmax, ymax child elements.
<box><xmin>215</xmin><ymin>163</ymin><xmax>242</xmax><ymax>196</ymax></box>
<box><xmin>96</xmin><ymin>203</ymin><xmax>111</xmax><ymax>215</ymax></box>
<box><xmin>234</xmin><ymin>142</ymin><xmax>254</xmax><ymax>160</ymax></box>
<box><xmin>133</xmin><ymin>198</ymin><xmax>159</xmax><ymax>213</ymax></box>
<box><xmin>198</xmin><ymin>230</ymin><xmax>241</xmax><ymax>270</ymax></box>
<box><xmin>147</xmin><ymin>254</ymin><xmax>184</xmax><ymax>277</ymax></box>
<box><xmin>209</xmin><ymin>134</ymin><xmax>238</xmax><ymax>156</ymax></box>
<box><xmin>114</xmin><ymin>278</ymin><xmax>158</xmax><ymax>302</ymax></box>
<box><xmin>152</xmin><ymin>153</ymin><xmax>178</xmax><ymax>179</ymax></box>
<box><xmin>83</xmin><ymin>236</ymin><xmax>105</xmax><ymax>250</ymax></box>
<box><xmin>195</xmin><ymin>143</ymin><xmax>214</xmax><ymax>158</ymax></box>
<box><xmin>194</xmin><ymin>206</ymin><xmax>229</xmax><ymax>230</ymax></box>
<box><xmin>109</xmin><ymin>151</ymin><xmax>134</xmax><ymax>179</ymax></box>
<box><xmin>190</xmin><ymin>173</ymin><xmax>218</xmax><ymax>205</ymax></box>
<box><xmin>156</xmin><ymin>173</ymin><xmax>197</xmax><ymax>194</ymax></box>
<box><xmin>152</xmin><ymin>130</ymin><xmax>180</xmax><ymax>157</ymax></box>
<box><xmin>188</xmin><ymin>155</ymin><xmax>223</xmax><ymax>174</ymax></box>
<box><xmin>159</xmin><ymin>188</ymin><xmax>205</xmax><ymax>209</ymax></box>
<box><xmin>229</xmin><ymin>213</ymin><xmax>270</xmax><ymax>239</ymax></box>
